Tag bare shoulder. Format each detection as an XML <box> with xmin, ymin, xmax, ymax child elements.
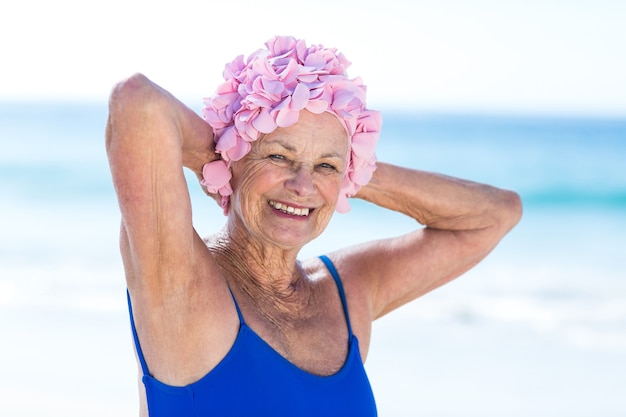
<box><xmin>301</xmin><ymin>255</ymin><xmax>375</xmax><ymax>357</ymax></box>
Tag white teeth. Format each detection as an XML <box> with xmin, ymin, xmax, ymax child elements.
<box><xmin>268</xmin><ymin>200</ymin><xmax>310</xmax><ymax>216</ymax></box>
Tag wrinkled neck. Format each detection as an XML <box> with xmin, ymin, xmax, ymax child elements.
<box><xmin>207</xmin><ymin>227</ymin><xmax>309</xmax><ymax>309</ymax></box>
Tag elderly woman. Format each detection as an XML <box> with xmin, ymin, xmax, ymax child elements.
<box><xmin>106</xmin><ymin>36</ymin><xmax>522</xmax><ymax>417</ymax></box>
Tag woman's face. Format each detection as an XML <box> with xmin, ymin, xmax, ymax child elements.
<box><xmin>228</xmin><ymin>110</ymin><xmax>350</xmax><ymax>250</ymax></box>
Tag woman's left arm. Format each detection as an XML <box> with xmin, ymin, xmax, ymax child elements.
<box><xmin>336</xmin><ymin>162</ymin><xmax>523</xmax><ymax>320</ymax></box>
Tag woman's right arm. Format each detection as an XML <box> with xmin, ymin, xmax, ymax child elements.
<box><xmin>107</xmin><ymin>74</ymin><xmax>241</xmax><ymax>385</ymax></box>
<box><xmin>105</xmin><ymin>73</ymin><xmax>217</xmax><ymax>295</ymax></box>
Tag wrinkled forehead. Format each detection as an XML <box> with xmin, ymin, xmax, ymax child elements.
<box><xmin>258</xmin><ymin>109</ymin><xmax>350</xmax><ymax>155</ymax></box>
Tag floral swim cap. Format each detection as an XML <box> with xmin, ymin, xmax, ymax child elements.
<box><xmin>201</xmin><ymin>35</ymin><xmax>382</xmax><ymax>213</ymax></box>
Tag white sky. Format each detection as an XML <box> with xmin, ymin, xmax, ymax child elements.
<box><xmin>1</xmin><ymin>0</ymin><xmax>625</xmax><ymax>116</ymax></box>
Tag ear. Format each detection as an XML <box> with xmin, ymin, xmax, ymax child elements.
<box><xmin>221</xmin><ymin>197</ymin><xmax>231</xmax><ymax>216</ymax></box>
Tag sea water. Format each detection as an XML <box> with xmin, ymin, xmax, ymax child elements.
<box><xmin>0</xmin><ymin>102</ymin><xmax>624</xmax><ymax>416</ymax></box>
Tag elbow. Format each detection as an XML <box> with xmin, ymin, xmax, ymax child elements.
<box><xmin>499</xmin><ymin>189</ymin><xmax>523</xmax><ymax>232</ymax></box>
<box><xmin>105</xmin><ymin>73</ymin><xmax>165</xmax><ymax>152</ymax></box>
<box><xmin>110</xmin><ymin>73</ymin><xmax>151</xmax><ymax>96</ymax></box>
<box><xmin>108</xmin><ymin>73</ymin><xmax>156</xmax><ymax>114</ymax></box>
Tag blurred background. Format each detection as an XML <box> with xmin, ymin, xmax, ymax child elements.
<box><xmin>1</xmin><ymin>1</ymin><xmax>624</xmax><ymax>416</ymax></box>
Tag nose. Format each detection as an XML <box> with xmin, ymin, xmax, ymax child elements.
<box><xmin>285</xmin><ymin>165</ymin><xmax>316</xmax><ymax>196</ymax></box>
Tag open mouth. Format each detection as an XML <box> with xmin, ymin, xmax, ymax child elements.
<box><xmin>268</xmin><ymin>200</ymin><xmax>311</xmax><ymax>217</ymax></box>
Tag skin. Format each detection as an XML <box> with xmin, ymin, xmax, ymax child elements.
<box><xmin>106</xmin><ymin>73</ymin><xmax>522</xmax><ymax>416</ymax></box>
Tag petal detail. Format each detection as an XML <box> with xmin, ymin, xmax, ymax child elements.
<box><xmin>200</xmin><ymin>160</ymin><xmax>232</xmax><ymax>195</ymax></box>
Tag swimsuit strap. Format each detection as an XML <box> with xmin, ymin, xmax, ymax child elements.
<box><xmin>127</xmin><ymin>287</ymin><xmax>244</xmax><ymax>378</ymax></box>
<box><xmin>126</xmin><ymin>290</ymin><xmax>150</xmax><ymax>376</ymax></box>
<box><xmin>319</xmin><ymin>255</ymin><xmax>354</xmax><ymax>336</ymax></box>
<box><xmin>228</xmin><ymin>288</ymin><xmax>245</xmax><ymax>325</ymax></box>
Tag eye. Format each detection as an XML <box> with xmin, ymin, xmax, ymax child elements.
<box><xmin>268</xmin><ymin>154</ymin><xmax>286</xmax><ymax>161</ymax></box>
<box><xmin>317</xmin><ymin>162</ymin><xmax>338</xmax><ymax>172</ymax></box>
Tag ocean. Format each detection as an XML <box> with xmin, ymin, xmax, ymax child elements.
<box><xmin>1</xmin><ymin>101</ymin><xmax>625</xmax><ymax>416</ymax></box>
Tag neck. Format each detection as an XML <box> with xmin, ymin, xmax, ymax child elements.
<box><xmin>207</xmin><ymin>227</ymin><xmax>309</xmax><ymax>310</ymax></box>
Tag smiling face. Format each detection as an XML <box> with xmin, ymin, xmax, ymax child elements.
<box><xmin>226</xmin><ymin>110</ymin><xmax>350</xmax><ymax>251</ymax></box>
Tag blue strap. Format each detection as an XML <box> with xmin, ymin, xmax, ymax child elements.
<box><xmin>126</xmin><ymin>287</ymin><xmax>244</xmax><ymax>379</ymax></box>
<box><xmin>319</xmin><ymin>255</ymin><xmax>353</xmax><ymax>336</ymax></box>
<box><xmin>228</xmin><ymin>288</ymin><xmax>245</xmax><ymax>325</ymax></box>
<box><xmin>126</xmin><ymin>290</ymin><xmax>150</xmax><ymax>376</ymax></box>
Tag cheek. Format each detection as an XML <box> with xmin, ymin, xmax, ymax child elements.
<box><xmin>230</xmin><ymin>163</ymin><xmax>274</xmax><ymax>215</ymax></box>
<box><xmin>319</xmin><ymin>174</ymin><xmax>344</xmax><ymax>202</ymax></box>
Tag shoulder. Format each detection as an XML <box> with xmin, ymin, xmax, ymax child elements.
<box><xmin>301</xmin><ymin>255</ymin><xmax>375</xmax><ymax>358</ymax></box>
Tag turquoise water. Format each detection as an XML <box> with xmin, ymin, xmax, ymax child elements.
<box><xmin>1</xmin><ymin>102</ymin><xmax>625</xmax><ymax>416</ymax></box>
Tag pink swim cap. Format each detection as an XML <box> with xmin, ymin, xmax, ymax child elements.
<box><xmin>201</xmin><ymin>35</ymin><xmax>382</xmax><ymax>213</ymax></box>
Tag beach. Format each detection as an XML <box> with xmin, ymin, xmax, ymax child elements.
<box><xmin>1</xmin><ymin>101</ymin><xmax>625</xmax><ymax>416</ymax></box>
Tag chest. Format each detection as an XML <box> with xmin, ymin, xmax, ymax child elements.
<box><xmin>141</xmin><ymin>326</ymin><xmax>377</xmax><ymax>417</ymax></box>
<box><xmin>237</xmin><ymin>299</ymin><xmax>350</xmax><ymax>376</ymax></box>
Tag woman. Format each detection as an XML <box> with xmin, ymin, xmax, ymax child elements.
<box><xmin>106</xmin><ymin>36</ymin><xmax>522</xmax><ymax>417</ymax></box>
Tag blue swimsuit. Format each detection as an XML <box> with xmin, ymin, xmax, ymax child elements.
<box><xmin>127</xmin><ymin>255</ymin><xmax>378</xmax><ymax>416</ymax></box>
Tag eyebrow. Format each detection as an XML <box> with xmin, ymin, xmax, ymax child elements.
<box><xmin>271</xmin><ymin>140</ymin><xmax>297</xmax><ymax>153</ymax></box>
<box><xmin>321</xmin><ymin>151</ymin><xmax>346</xmax><ymax>159</ymax></box>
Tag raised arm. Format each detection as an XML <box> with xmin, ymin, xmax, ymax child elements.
<box><xmin>105</xmin><ymin>73</ymin><xmax>217</xmax><ymax>294</ymax></box>
<box><xmin>335</xmin><ymin>162</ymin><xmax>522</xmax><ymax>320</ymax></box>
<box><xmin>107</xmin><ymin>75</ymin><xmax>246</xmax><ymax>387</ymax></box>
